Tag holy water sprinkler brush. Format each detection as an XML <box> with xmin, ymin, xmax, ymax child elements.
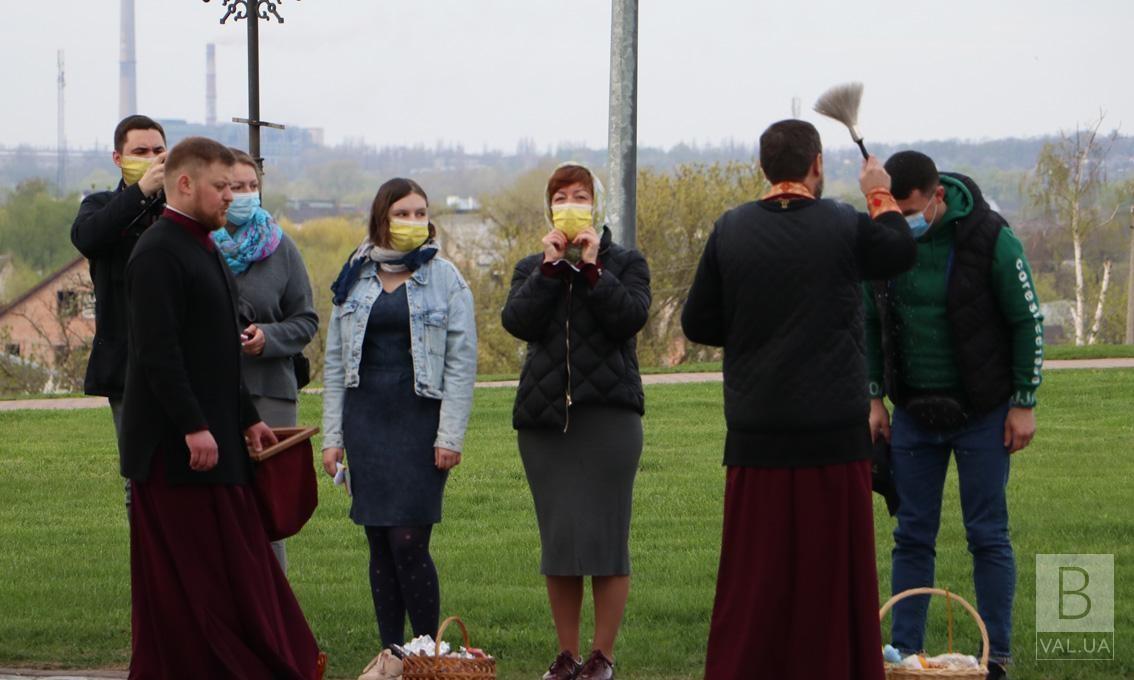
<box><xmin>814</xmin><ymin>82</ymin><xmax>869</xmax><ymax>159</ymax></box>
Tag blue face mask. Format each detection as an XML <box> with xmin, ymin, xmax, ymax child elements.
<box><xmin>905</xmin><ymin>195</ymin><xmax>939</xmax><ymax>238</ymax></box>
<box><xmin>906</xmin><ymin>213</ymin><xmax>930</xmax><ymax>238</ymax></box>
<box><xmin>227</xmin><ymin>192</ymin><xmax>261</xmax><ymax>226</ymax></box>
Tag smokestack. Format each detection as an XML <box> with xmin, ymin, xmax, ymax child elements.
<box><xmin>206</xmin><ymin>43</ymin><xmax>217</xmax><ymax>127</ymax></box>
<box><xmin>119</xmin><ymin>0</ymin><xmax>137</xmax><ymax>118</ymax></box>
<box><xmin>57</xmin><ymin>50</ymin><xmax>66</xmax><ymax>194</ymax></box>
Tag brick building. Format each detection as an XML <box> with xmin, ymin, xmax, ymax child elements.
<box><xmin>0</xmin><ymin>257</ymin><xmax>94</xmax><ymax>369</ymax></box>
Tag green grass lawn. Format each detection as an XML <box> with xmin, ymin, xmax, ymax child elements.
<box><xmin>469</xmin><ymin>361</ymin><xmax>727</xmax><ymax>383</ymax></box>
<box><xmin>1</xmin><ymin>372</ymin><xmax>1131</xmax><ymax>679</ymax></box>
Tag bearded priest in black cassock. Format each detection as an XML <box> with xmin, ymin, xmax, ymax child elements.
<box><xmin>120</xmin><ymin>136</ymin><xmax>324</xmax><ymax>679</ymax></box>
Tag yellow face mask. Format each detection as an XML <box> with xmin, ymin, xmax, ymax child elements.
<box><xmin>120</xmin><ymin>155</ymin><xmax>153</xmax><ymax>186</ymax></box>
<box><xmin>551</xmin><ymin>203</ymin><xmax>594</xmax><ymax>240</ymax></box>
<box><xmin>388</xmin><ymin>219</ymin><xmax>430</xmax><ymax>252</ymax></box>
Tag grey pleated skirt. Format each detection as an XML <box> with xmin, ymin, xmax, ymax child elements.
<box><xmin>518</xmin><ymin>405</ymin><xmax>643</xmax><ymax>576</ymax></box>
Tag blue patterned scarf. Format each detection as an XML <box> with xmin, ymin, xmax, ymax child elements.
<box><xmin>211</xmin><ymin>208</ymin><xmax>283</xmax><ymax>275</ymax></box>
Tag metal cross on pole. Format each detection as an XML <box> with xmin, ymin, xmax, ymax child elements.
<box><xmin>203</xmin><ymin>0</ymin><xmax>293</xmax><ymax>171</ymax></box>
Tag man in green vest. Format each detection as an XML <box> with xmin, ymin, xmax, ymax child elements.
<box><xmin>866</xmin><ymin>150</ymin><xmax>1042</xmax><ymax>680</ymax></box>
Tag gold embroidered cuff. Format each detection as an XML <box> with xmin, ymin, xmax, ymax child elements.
<box><xmin>866</xmin><ymin>189</ymin><xmax>900</xmax><ymax>220</ymax></box>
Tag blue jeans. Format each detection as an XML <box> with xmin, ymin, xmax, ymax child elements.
<box><xmin>889</xmin><ymin>403</ymin><xmax>1015</xmax><ymax>664</ymax></box>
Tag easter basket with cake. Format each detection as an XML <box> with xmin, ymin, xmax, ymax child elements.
<box><xmin>879</xmin><ymin>588</ymin><xmax>989</xmax><ymax>679</ymax></box>
<box><xmin>400</xmin><ymin>616</ymin><xmax>496</xmax><ymax>680</ymax></box>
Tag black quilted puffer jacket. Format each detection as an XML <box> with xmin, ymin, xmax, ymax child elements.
<box><xmin>501</xmin><ymin>227</ymin><xmax>651</xmax><ymax>431</ymax></box>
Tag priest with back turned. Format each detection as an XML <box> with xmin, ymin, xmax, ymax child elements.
<box><xmin>682</xmin><ymin>119</ymin><xmax>917</xmax><ymax>680</ymax></box>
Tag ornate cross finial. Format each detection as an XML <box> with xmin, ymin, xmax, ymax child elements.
<box><xmin>203</xmin><ymin>0</ymin><xmax>297</xmax><ymax>25</ymax></box>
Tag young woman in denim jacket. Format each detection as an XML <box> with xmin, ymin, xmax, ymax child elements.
<box><xmin>321</xmin><ymin>178</ymin><xmax>476</xmax><ymax>678</ymax></box>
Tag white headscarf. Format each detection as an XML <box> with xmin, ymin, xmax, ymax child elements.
<box><xmin>544</xmin><ymin>161</ymin><xmax>606</xmax><ymax>230</ymax></box>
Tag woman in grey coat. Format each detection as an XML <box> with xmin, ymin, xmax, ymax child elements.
<box><xmin>212</xmin><ymin>148</ymin><xmax>319</xmax><ymax>573</ymax></box>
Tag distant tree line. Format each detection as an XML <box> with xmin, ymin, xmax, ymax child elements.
<box><xmin>2</xmin><ymin>127</ymin><xmax>1132</xmax><ymax>395</ymax></box>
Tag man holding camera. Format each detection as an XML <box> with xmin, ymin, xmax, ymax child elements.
<box><xmin>867</xmin><ymin>150</ymin><xmax>1043</xmax><ymax>680</ymax></box>
<box><xmin>71</xmin><ymin>115</ymin><xmax>167</xmax><ymax>454</ymax></box>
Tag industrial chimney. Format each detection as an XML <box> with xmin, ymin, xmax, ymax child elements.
<box><xmin>206</xmin><ymin>43</ymin><xmax>217</xmax><ymax>127</ymax></box>
<box><xmin>57</xmin><ymin>50</ymin><xmax>66</xmax><ymax>194</ymax></box>
<box><xmin>119</xmin><ymin>0</ymin><xmax>137</xmax><ymax>118</ymax></box>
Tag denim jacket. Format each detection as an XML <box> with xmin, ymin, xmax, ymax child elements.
<box><xmin>322</xmin><ymin>256</ymin><xmax>477</xmax><ymax>452</ymax></box>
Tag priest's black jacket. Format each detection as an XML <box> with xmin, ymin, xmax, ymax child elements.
<box><xmin>681</xmin><ymin>197</ymin><xmax>916</xmax><ymax>469</ymax></box>
<box><xmin>120</xmin><ymin>209</ymin><xmax>261</xmax><ymax>485</ymax></box>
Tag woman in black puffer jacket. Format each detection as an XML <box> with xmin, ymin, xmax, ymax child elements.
<box><xmin>501</xmin><ymin>162</ymin><xmax>651</xmax><ymax>680</ymax></box>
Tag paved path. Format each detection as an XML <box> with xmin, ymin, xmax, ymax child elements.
<box><xmin>2</xmin><ymin>359</ymin><xmax>1132</xmax><ymax>412</ymax></box>
<box><xmin>1045</xmin><ymin>357</ymin><xmax>1134</xmax><ymax>369</ymax></box>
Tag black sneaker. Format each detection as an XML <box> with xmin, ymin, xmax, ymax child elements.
<box><xmin>577</xmin><ymin>649</ymin><xmax>615</xmax><ymax>680</ymax></box>
<box><xmin>988</xmin><ymin>661</ymin><xmax>1008</xmax><ymax>680</ymax></box>
<box><xmin>542</xmin><ymin>650</ymin><xmax>582</xmax><ymax>680</ymax></box>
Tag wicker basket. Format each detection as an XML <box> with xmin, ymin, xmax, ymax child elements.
<box><xmin>879</xmin><ymin>588</ymin><xmax>989</xmax><ymax>679</ymax></box>
<box><xmin>401</xmin><ymin>616</ymin><xmax>496</xmax><ymax>680</ymax></box>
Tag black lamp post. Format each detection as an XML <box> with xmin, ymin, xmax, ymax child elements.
<box><xmin>203</xmin><ymin>0</ymin><xmax>295</xmax><ymax>171</ymax></box>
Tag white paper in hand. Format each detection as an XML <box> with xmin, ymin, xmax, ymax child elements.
<box><xmin>333</xmin><ymin>462</ymin><xmax>352</xmax><ymax>496</ymax></box>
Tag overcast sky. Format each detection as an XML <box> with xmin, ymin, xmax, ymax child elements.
<box><xmin>2</xmin><ymin>0</ymin><xmax>1131</xmax><ymax>152</ymax></box>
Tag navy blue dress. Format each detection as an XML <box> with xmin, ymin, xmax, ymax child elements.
<box><xmin>344</xmin><ymin>284</ymin><xmax>446</xmax><ymax>526</ymax></box>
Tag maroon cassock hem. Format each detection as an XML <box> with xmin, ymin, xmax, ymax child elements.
<box><xmin>129</xmin><ymin>451</ymin><xmax>320</xmax><ymax>680</ymax></box>
<box><xmin>704</xmin><ymin>460</ymin><xmax>885</xmax><ymax>680</ymax></box>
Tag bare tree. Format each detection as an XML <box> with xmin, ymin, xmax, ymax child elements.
<box><xmin>465</xmin><ymin>161</ymin><xmax>768</xmax><ymax>373</ymax></box>
<box><xmin>465</xmin><ymin>166</ymin><xmax>553</xmax><ymax>374</ymax></box>
<box><xmin>0</xmin><ymin>327</ymin><xmax>49</xmax><ymax>395</ymax></box>
<box><xmin>1030</xmin><ymin>117</ymin><xmax>1122</xmax><ymax>345</ymax></box>
<box><xmin>6</xmin><ymin>275</ymin><xmax>94</xmax><ymax>393</ymax></box>
<box><xmin>635</xmin><ymin>161</ymin><xmax>766</xmax><ymax>365</ymax></box>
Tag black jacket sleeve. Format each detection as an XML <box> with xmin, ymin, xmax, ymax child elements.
<box><xmin>856</xmin><ymin>210</ymin><xmax>918</xmax><ymax>281</ymax></box>
<box><xmin>71</xmin><ymin>184</ymin><xmax>151</xmax><ymax>257</ymax></box>
<box><xmin>126</xmin><ymin>247</ymin><xmax>209</xmax><ymax>435</ymax></box>
<box><xmin>584</xmin><ymin>251</ymin><xmax>651</xmax><ymax>341</ymax></box>
<box><xmin>501</xmin><ymin>256</ymin><xmax>564</xmax><ymax>342</ymax></box>
<box><xmin>239</xmin><ymin>380</ymin><xmax>261</xmax><ymax>430</ymax></box>
<box><xmin>681</xmin><ymin>225</ymin><xmax>727</xmax><ymax>347</ymax></box>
